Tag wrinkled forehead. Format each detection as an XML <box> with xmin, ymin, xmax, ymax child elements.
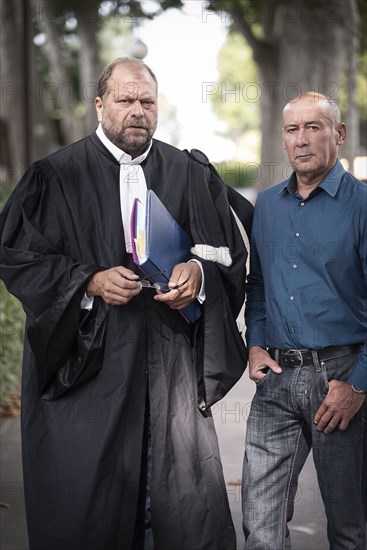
<box><xmin>283</xmin><ymin>98</ymin><xmax>332</xmax><ymax>126</ymax></box>
<box><xmin>106</xmin><ymin>66</ymin><xmax>157</xmax><ymax>98</ymax></box>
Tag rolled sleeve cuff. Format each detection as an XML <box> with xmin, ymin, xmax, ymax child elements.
<box><xmin>246</xmin><ymin>327</ymin><xmax>266</xmax><ymax>350</ymax></box>
<box><xmin>347</xmin><ymin>361</ymin><xmax>367</xmax><ymax>391</ymax></box>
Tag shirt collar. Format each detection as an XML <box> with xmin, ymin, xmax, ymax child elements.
<box><xmin>277</xmin><ymin>159</ymin><xmax>345</xmax><ymax>198</ymax></box>
<box><xmin>95</xmin><ymin>123</ymin><xmax>152</xmax><ymax>165</ymax></box>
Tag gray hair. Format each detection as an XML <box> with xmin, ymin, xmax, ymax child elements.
<box><xmin>285</xmin><ymin>91</ymin><xmax>341</xmax><ymax>128</ymax></box>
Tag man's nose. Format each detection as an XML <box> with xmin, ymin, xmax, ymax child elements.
<box><xmin>296</xmin><ymin>128</ymin><xmax>309</xmax><ymax>145</ymax></box>
<box><xmin>131</xmin><ymin>100</ymin><xmax>144</xmax><ymax>117</ymax></box>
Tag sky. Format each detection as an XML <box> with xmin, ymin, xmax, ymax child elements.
<box><xmin>134</xmin><ymin>1</ymin><xmax>236</xmax><ymax>160</ymax></box>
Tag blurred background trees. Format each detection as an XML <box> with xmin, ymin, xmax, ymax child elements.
<box><xmin>206</xmin><ymin>0</ymin><xmax>365</xmax><ymax>186</ymax></box>
<box><xmin>0</xmin><ymin>0</ymin><xmax>182</xmax><ymax>180</ymax></box>
<box><xmin>0</xmin><ymin>182</ymin><xmax>24</xmax><ymax>407</ymax></box>
<box><xmin>1</xmin><ymin>0</ymin><xmax>365</xmax><ymax>189</ymax></box>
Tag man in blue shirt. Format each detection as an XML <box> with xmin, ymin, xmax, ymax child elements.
<box><xmin>243</xmin><ymin>92</ymin><xmax>367</xmax><ymax>549</ymax></box>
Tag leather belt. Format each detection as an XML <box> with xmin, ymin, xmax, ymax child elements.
<box><xmin>268</xmin><ymin>344</ymin><xmax>363</xmax><ymax>367</ymax></box>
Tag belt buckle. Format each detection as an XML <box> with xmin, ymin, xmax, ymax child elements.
<box><xmin>282</xmin><ymin>349</ymin><xmax>303</xmax><ymax>367</ymax></box>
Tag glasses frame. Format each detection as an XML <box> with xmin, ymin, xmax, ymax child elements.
<box><xmin>139</xmin><ymin>270</ymin><xmax>189</xmax><ymax>292</ymax></box>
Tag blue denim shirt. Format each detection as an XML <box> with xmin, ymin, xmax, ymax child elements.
<box><xmin>245</xmin><ymin>160</ymin><xmax>367</xmax><ymax>390</ymax></box>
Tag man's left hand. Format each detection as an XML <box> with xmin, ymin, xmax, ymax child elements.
<box><xmin>154</xmin><ymin>262</ymin><xmax>201</xmax><ymax>310</ymax></box>
<box><xmin>314</xmin><ymin>380</ymin><xmax>366</xmax><ymax>434</ymax></box>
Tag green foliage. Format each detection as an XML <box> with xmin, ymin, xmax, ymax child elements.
<box><xmin>211</xmin><ymin>32</ymin><xmax>260</xmax><ymax>137</ymax></box>
<box><xmin>358</xmin><ymin>0</ymin><xmax>367</xmax><ymax>52</ymax></box>
<box><xmin>212</xmin><ymin>159</ymin><xmax>260</xmax><ymax>188</ymax></box>
<box><xmin>338</xmin><ymin>49</ymin><xmax>367</xmax><ymax>150</ymax></box>
<box><xmin>0</xmin><ymin>184</ymin><xmax>25</xmax><ymax>406</ymax></box>
<box><xmin>115</xmin><ymin>0</ymin><xmax>184</xmax><ymax>18</ymax></box>
<box><xmin>99</xmin><ymin>14</ymin><xmax>134</xmax><ymax>67</ymax></box>
<box><xmin>0</xmin><ymin>282</ymin><xmax>24</xmax><ymax>405</ymax></box>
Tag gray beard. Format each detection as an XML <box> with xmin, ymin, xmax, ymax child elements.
<box><xmin>102</xmin><ymin>124</ymin><xmax>155</xmax><ymax>157</ymax></box>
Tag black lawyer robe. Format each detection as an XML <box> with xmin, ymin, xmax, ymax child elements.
<box><xmin>0</xmin><ymin>133</ymin><xmax>253</xmax><ymax>550</ymax></box>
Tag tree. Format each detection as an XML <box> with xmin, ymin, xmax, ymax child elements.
<box><xmin>0</xmin><ymin>0</ymin><xmax>33</xmax><ymax>176</ymax></box>
<box><xmin>1</xmin><ymin>0</ymin><xmax>364</xmax><ymax>185</ymax></box>
<box><xmin>0</xmin><ymin>0</ymin><xmax>184</xmax><ymax>172</ymax></box>
<box><xmin>36</xmin><ymin>0</ymin><xmax>88</xmax><ymax>144</ymax></box>
<box><xmin>204</xmin><ymin>0</ymin><xmax>362</xmax><ymax>187</ymax></box>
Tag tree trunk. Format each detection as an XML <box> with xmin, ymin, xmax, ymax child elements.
<box><xmin>37</xmin><ymin>0</ymin><xmax>82</xmax><ymax>144</ymax></box>
<box><xmin>0</xmin><ymin>0</ymin><xmax>30</xmax><ymax>179</ymax></box>
<box><xmin>1</xmin><ymin>0</ymin><xmax>63</xmax><ymax>180</ymax></box>
<box><xmin>342</xmin><ymin>0</ymin><xmax>360</xmax><ymax>174</ymax></box>
<box><xmin>74</xmin><ymin>3</ymin><xmax>102</xmax><ymax>135</ymax></box>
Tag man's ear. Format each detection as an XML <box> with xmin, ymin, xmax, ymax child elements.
<box><xmin>95</xmin><ymin>97</ymin><xmax>103</xmax><ymax>122</ymax></box>
<box><xmin>336</xmin><ymin>122</ymin><xmax>347</xmax><ymax>145</ymax></box>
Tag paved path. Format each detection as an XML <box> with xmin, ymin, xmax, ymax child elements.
<box><xmin>1</xmin><ymin>374</ymin><xmax>329</xmax><ymax>550</ymax></box>
<box><xmin>0</xmin><ymin>416</ymin><xmax>28</xmax><ymax>550</ymax></box>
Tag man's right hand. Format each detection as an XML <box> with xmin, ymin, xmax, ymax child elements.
<box><xmin>86</xmin><ymin>266</ymin><xmax>141</xmax><ymax>305</ymax></box>
<box><xmin>248</xmin><ymin>346</ymin><xmax>282</xmax><ymax>383</ymax></box>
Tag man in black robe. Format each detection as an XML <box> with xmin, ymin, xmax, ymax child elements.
<box><xmin>0</xmin><ymin>57</ymin><xmax>253</xmax><ymax>550</ymax></box>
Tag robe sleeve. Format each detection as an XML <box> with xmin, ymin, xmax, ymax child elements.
<box><xmin>186</xmin><ymin>154</ymin><xmax>254</xmax><ymax>408</ymax></box>
<box><xmin>0</xmin><ymin>161</ymin><xmax>108</xmax><ymax>399</ymax></box>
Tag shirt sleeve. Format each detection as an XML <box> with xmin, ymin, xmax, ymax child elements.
<box><xmin>347</xmin><ymin>209</ymin><xmax>367</xmax><ymax>391</ymax></box>
<box><xmin>188</xmin><ymin>259</ymin><xmax>205</xmax><ymax>303</ymax></box>
<box><xmin>81</xmin><ymin>294</ymin><xmax>94</xmax><ymax>310</ymax></box>
<box><xmin>347</xmin><ymin>356</ymin><xmax>367</xmax><ymax>391</ymax></box>
<box><xmin>245</xmin><ymin>201</ymin><xmax>267</xmax><ymax>348</ymax></box>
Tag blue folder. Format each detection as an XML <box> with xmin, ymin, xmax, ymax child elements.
<box><xmin>130</xmin><ymin>189</ymin><xmax>202</xmax><ymax>323</ymax></box>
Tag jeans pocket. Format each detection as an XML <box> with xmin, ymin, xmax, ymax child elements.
<box><xmin>320</xmin><ymin>352</ymin><xmax>360</xmax><ymax>384</ymax></box>
<box><xmin>255</xmin><ymin>367</ymin><xmax>272</xmax><ymax>388</ymax></box>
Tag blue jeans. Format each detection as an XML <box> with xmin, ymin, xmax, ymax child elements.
<box><xmin>242</xmin><ymin>352</ymin><xmax>367</xmax><ymax>550</ymax></box>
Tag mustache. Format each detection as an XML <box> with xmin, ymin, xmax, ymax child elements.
<box><xmin>124</xmin><ymin>120</ymin><xmax>149</xmax><ymax>129</ymax></box>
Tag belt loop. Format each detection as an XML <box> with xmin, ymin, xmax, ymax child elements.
<box><xmin>275</xmin><ymin>349</ymin><xmax>280</xmax><ymax>363</ymax></box>
<box><xmin>312</xmin><ymin>349</ymin><xmax>320</xmax><ymax>368</ymax></box>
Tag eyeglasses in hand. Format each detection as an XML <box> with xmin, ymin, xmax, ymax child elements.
<box><xmin>139</xmin><ymin>270</ymin><xmax>189</xmax><ymax>292</ymax></box>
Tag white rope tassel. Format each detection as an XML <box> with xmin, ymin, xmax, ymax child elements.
<box><xmin>190</xmin><ymin>244</ymin><xmax>232</xmax><ymax>267</ymax></box>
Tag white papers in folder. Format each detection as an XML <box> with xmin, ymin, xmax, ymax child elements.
<box><xmin>134</xmin><ymin>199</ymin><xmax>147</xmax><ymax>264</ymax></box>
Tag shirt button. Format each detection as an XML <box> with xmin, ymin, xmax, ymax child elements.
<box><xmin>290</xmin><ymin>295</ymin><xmax>295</xmax><ymax>301</ymax></box>
<box><xmin>300</xmin><ymin>202</ymin><xmax>305</xmax><ymax>206</ymax></box>
<box><xmin>295</xmin><ymin>232</ymin><xmax>300</xmax><ymax>237</ymax></box>
<box><xmin>292</xmin><ymin>264</ymin><xmax>298</xmax><ymax>269</ymax></box>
